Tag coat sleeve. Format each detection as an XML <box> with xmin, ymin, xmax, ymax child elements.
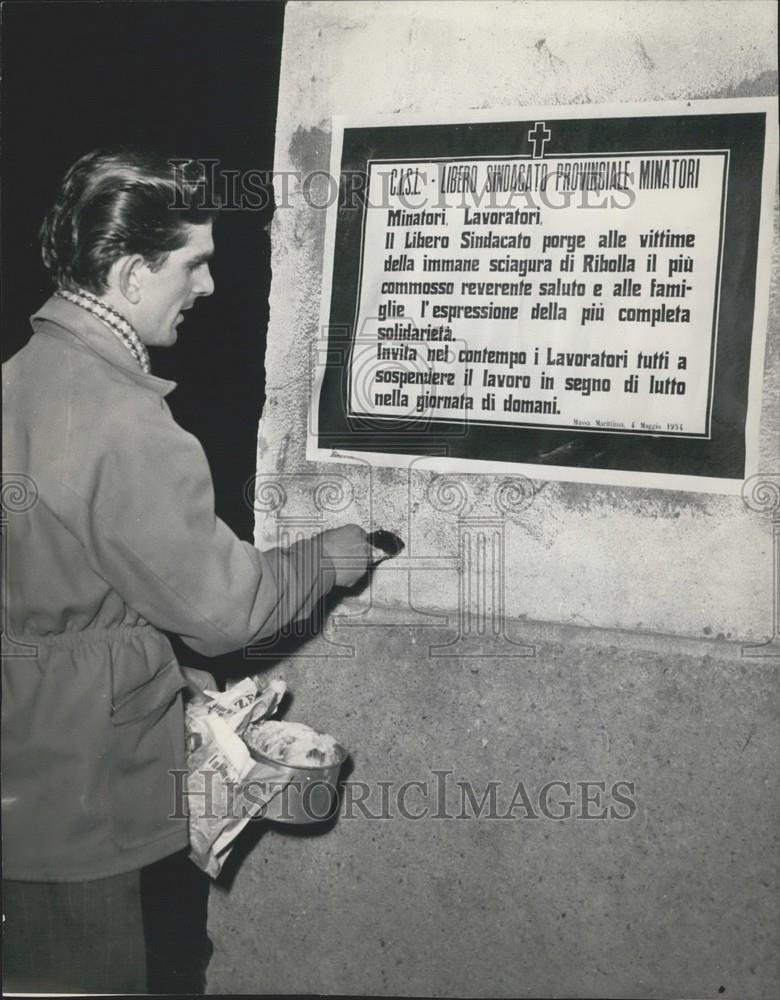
<box><xmin>64</xmin><ymin>394</ymin><xmax>336</xmax><ymax>656</ymax></box>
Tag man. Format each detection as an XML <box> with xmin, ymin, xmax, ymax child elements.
<box><xmin>1</xmin><ymin>148</ymin><xmax>371</xmax><ymax>993</ymax></box>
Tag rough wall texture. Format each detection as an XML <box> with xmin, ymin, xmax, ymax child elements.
<box><xmin>208</xmin><ymin>3</ymin><xmax>779</xmax><ymax>997</ymax></box>
<box><xmin>207</xmin><ymin>621</ymin><xmax>779</xmax><ymax>998</ymax></box>
<box><xmin>254</xmin><ymin>0</ymin><xmax>779</xmax><ymax>643</ymax></box>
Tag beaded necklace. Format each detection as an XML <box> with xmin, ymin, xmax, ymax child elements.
<box><xmin>55</xmin><ymin>287</ymin><xmax>151</xmax><ymax>374</ymax></box>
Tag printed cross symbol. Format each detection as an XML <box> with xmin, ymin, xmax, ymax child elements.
<box><xmin>528</xmin><ymin>121</ymin><xmax>551</xmax><ymax>159</ymax></box>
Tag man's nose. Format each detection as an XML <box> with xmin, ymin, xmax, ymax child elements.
<box><xmin>195</xmin><ymin>265</ymin><xmax>214</xmax><ymax>297</ymax></box>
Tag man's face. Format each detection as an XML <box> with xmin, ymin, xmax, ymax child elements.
<box><xmin>133</xmin><ymin>222</ymin><xmax>215</xmax><ymax>346</ymax></box>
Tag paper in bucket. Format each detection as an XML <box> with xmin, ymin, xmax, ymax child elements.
<box><xmin>183</xmin><ymin>674</ymin><xmax>346</xmax><ymax>877</ymax></box>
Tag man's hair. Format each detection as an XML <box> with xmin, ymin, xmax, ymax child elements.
<box><xmin>40</xmin><ymin>148</ymin><xmax>218</xmax><ymax>293</ymax></box>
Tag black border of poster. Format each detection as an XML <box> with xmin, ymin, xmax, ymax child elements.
<box><xmin>317</xmin><ymin>112</ymin><xmax>767</xmax><ymax>480</ymax></box>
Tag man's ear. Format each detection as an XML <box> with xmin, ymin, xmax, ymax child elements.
<box><xmin>113</xmin><ymin>254</ymin><xmax>147</xmax><ymax>305</ymax></box>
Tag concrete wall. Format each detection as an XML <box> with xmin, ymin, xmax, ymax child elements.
<box><xmin>253</xmin><ymin>0</ymin><xmax>779</xmax><ymax>644</ymax></box>
<box><xmin>207</xmin><ymin>3</ymin><xmax>779</xmax><ymax>997</ymax></box>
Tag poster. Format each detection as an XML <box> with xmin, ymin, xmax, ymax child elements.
<box><xmin>308</xmin><ymin>97</ymin><xmax>778</xmax><ymax>493</ymax></box>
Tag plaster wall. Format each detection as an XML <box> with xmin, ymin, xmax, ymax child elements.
<box><xmin>207</xmin><ymin>3</ymin><xmax>779</xmax><ymax>997</ymax></box>
<box><xmin>254</xmin><ymin>0</ymin><xmax>779</xmax><ymax>643</ymax></box>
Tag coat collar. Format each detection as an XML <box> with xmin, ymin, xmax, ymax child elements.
<box><xmin>30</xmin><ymin>295</ymin><xmax>178</xmax><ymax>397</ymax></box>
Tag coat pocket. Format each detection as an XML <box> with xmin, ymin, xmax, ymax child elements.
<box><xmin>109</xmin><ymin>660</ymin><xmax>187</xmax><ymax>850</ymax></box>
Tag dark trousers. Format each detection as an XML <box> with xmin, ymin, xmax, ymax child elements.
<box><xmin>141</xmin><ymin>849</ymin><xmax>213</xmax><ymax>994</ymax></box>
<box><xmin>2</xmin><ymin>850</ymin><xmax>211</xmax><ymax>995</ymax></box>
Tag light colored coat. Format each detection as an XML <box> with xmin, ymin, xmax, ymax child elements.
<box><xmin>2</xmin><ymin>296</ymin><xmax>334</xmax><ymax>880</ymax></box>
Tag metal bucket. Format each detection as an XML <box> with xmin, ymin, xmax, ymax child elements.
<box><xmin>248</xmin><ymin>743</ymin><xmax>348</xmax><ymax>824</ymax></box>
